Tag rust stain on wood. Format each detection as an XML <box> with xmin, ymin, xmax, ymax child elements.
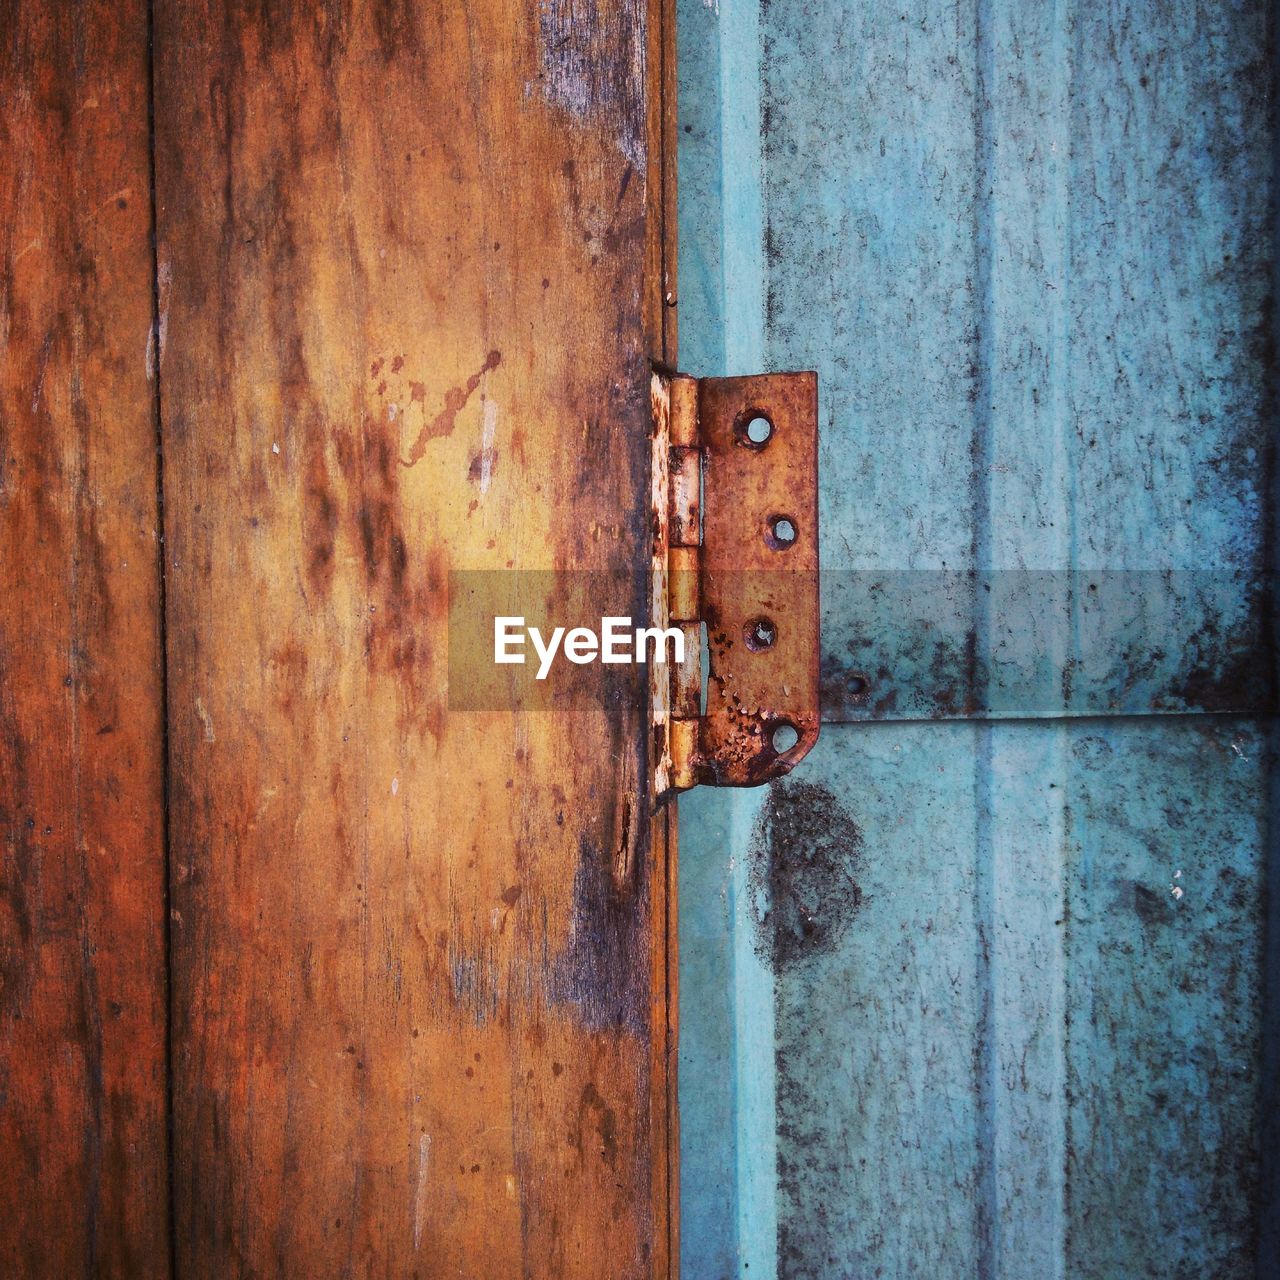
<box><xmin>400</xmin><ymin>348</ymin><xmax>502</xmax><ymax>467</ymax></box>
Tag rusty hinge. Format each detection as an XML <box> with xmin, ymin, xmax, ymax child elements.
<box><xmin>650</xmin><ymin>370</ymin><xmax>820</xmax><ymax>795</ymax></box>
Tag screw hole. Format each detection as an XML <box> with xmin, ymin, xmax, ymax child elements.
<box><xmin>744</xmin><ymin>617</ymin><xmax>777</xmax><ymax>651</ymax></box>
<box><xmin>847</xmin><ymin>672</ymin><xmax>870</xmax><ymax>698</ymax></box>
<box><xmin>767</xmin><ymin>515</ymin><xmax>797</xmax><ymax>549</ymax></box>
<box><xmin>770</xmin><ymin>721</ymin><xmax>800</xmax><ymax>754</ymax></box>
<box><xmin>737</xmin><ymin>412</ymin><xmax>774</xmax><ymax>448</ymax></box>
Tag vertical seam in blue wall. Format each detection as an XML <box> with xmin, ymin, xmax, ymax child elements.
<box><xmin>1262</xmin><ymin>724</ymin><xmax>1280</xmax><ymax>1278</ymax></box>
<box><xmin>1256</xmin><ymin>0</ymin><xmax>1280</xmax><ymax>1272</ymax></box>
<box><xmin>1057</xmin><ymin>0</ymin><xmax>1080</xmax><ymax>1269</ymax></box>
<box><xmin>719</xmin><ymin>1</ymin><xmax>777</xmax><ymax>1275</ymax></box>
<box><xmin>972</xmin><ymin>0</ymin><xmax>999</xmax><ymax>1272</ymax></box>
<box><xmin>719</xmin><ymin>0</ymin><xmax>765</xmax><ymax>376</ymax></box>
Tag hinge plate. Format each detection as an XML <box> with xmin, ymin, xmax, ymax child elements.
<box><xmin>651</xmin><ymin>370</ymin><xmax>820</xmax><ymax>795</ymax></box>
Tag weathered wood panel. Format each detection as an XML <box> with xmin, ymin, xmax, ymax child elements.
<box><xmin>0</xmin><ymin>3</ymin><xmax>170</xmax><ymax>1275</ymax></box>
<box><xmin>153</xmin><ymin>0</ymin><xmax>674</xmax><ymax>1274</ymax></box>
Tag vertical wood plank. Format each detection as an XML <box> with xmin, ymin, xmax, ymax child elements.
<box><xmin>153</xmin><ymin>1</ymin><xmax>672</xmax><ymax>1273</ymax></box>
<box><xmin>0</xmin><ymin>3</ymin><xmax>170</xmax><ymax>1275</ymax></box>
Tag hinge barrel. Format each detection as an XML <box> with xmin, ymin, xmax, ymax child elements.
<box><xmin>667</xmin><ymin>375</ymin><xmax>703</xmax><ymax>792</ymax></box>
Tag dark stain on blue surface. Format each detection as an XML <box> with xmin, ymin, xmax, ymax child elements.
<box><xmin>750</xmin><ymin>780</ymin><xmax>864</xmax><ymax>972</ymax></box>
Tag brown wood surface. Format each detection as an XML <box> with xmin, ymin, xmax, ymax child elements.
<box><xmin>152</xmin><ymin>1</ymin><xmax>677</xmax><ymax>1275</ymax></box>
<box><xmin>0</xmin><ymin>2</ymin><xmax>171</xmax><ymax>1275</ymax></box>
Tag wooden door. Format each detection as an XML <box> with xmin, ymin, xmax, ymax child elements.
<box><xmin>2</xmin><ymin>2</ymin><xmax>679</xmax><ymax>1275</ymax></box>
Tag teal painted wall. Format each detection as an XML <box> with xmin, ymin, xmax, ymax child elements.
<box><xmin>677</xmin><ymin>0</ymin><xmax>1278</xmax><ymax>1275</ymax></box>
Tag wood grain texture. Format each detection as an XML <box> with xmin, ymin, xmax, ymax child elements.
<box><xmin>0</xmin><ymin>2</ymin><xmax>171</xmax><ymax>1275</ymax></box>
<box><xmin>152</xmin><ymin>0</ymin><xmax>674</xmax><ymax>1274</ymax></box>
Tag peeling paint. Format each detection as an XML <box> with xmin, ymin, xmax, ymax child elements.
<box><xmin>413</xmin><ymin>1132</ymin><xmax>431</xmax><ymax>1250</ymax></box>
<box><xmin>470</xmin><ymin>398</ymin><xmax>498</xmax><ymax>494</ymax></box>
<box><xmin>195</xmin><ymin>696</ymin><xmax>215</xmax><ymax>743</ymax></box>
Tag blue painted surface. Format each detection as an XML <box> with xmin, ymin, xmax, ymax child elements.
<box><xmin>677</xmin><ymin>0</ymin><xmax>1277</xmax><ymax>1275</ymax></box>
